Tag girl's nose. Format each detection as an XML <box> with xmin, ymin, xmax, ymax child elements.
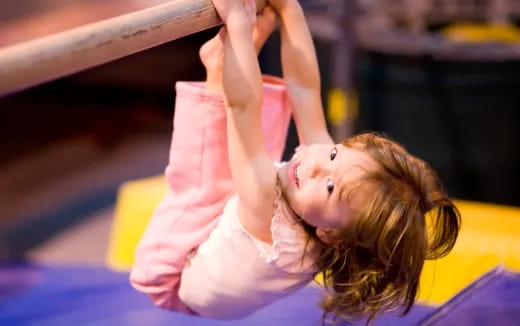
<box><xmin>310</xmin><ymin>160</ymin><xmax>326</xmax><ymax>178</ymax></box>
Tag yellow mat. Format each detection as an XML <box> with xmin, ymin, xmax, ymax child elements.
<box><xmin>107</xmin><ymin>176</ymin><xmax>520</xmax><ymax>305</ymax></box>
<box><xmin>107</xmin><ymin>176</ymin><xmax>167</xmax><ymax>271</ymax></box>
<box><xmin>418</xmin><ymin>200</ymin><xmax>520</xmax><ymax>304</ymax></box>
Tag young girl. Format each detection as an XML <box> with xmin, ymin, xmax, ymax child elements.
<box><xmin>131</xmin><ymin>0</ymin><xmax>461</xmax><ymax>323</ymax></box>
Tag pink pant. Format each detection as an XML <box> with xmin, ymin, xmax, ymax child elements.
<box><xmin>130</xmin><ymin>76</ymin><xmax>291</xmax><ymax>313</ymax></box>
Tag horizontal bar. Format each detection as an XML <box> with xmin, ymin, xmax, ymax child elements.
<box><xmin>0</xmin><ymin>0</ymin><xmax>265</xmax><ymax>96</ymax></box>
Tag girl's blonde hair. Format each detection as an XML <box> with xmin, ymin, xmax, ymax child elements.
<box><xmin>309</xmin><ymin>133</ymin><xmax>461</xmax><ymax>324</ymax></box>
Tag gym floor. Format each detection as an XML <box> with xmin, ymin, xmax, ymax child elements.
<box><xmin>27</xmin><ymin>207</ymin><xmax>113</xmax><ymax>266</ymax></box>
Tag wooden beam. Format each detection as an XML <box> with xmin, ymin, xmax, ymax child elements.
<box><xmin>0</xmin><ymin>0</ymin><xmax>266</xmax><ymax>96</ymax></box>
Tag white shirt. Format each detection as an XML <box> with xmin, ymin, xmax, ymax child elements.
<box><xmin>178</xmin><ymin>182</ymin><xmax>318</xmax><ymax>319</ymax></box>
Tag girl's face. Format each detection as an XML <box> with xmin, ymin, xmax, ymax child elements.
<box><xmin>278</xmin><ymin>143</ymin><xmax>376</xmax><ymax>232</ymax></box>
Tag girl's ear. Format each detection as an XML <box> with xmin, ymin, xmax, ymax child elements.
<box><xmin>316</xmin><ymin>228</ymin><xmax>340</xmax><ymax>248</ymax></box>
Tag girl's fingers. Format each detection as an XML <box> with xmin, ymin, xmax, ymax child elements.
<box><xmin>243</xmin><ymin>0</ymin><xmax>257</xmax><ymax>24</ymax></box>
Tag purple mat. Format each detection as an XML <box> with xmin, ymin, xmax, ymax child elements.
<box><xmin>420</xmin><ymin>266</ymin><xmax>520</xmax><ymax>325</ymax></box>
<box><xmin>0</xmin><ymin>261</ymin><xmax>432</xmax><ymax>325</ymax></box>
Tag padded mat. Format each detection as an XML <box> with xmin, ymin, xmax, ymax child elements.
<box><xmin>0</xmin><ymin>261</ymin><xmax>433</xmax><ymax>325</ymax></box>
<box><xmin>420</xmin><ymin>266</ymin><xmax>520</xmax><ymax>325</ymax></box>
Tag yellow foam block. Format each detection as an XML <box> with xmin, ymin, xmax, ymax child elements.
<box><xmin>106</xmin><ymin>176</ymin><xmax>167</xmax><ymax>271</ymax></box>
<box><xmin>107</xmin><ymin>176</ymin><xmax>520</xmax><ymax>306</ymax></box>
<box><xmin>418</xmin><ymin>200</ymin><xmax>520</xmax><ymax>305</ymax></box>
<box><xmin>442</xmin><ymin>22</ymin><xmax>520</xmax><ymax>43</ymax></box>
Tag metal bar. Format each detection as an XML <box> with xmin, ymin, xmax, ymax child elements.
<box><xmin>0</xmin><ymin>0</ymin><xmax>266</xmax><ymax>96</ymax></box>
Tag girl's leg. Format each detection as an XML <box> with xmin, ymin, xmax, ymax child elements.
<box><xmin>130</xmin><ymin>8</ymin><xmax>290</xmax><ymax>312</ymax></box>
<box><xmin>261</xmin><ymin>74</ymin><xmax>291</xmax><ymax>162</ymax></box>
<box><xmin>130</xmin><ymin>78</ymin><xmax>230</xmax><ymax>312</ymax></box>
<box><xmin>200</xmin><ymin>6</ymin><xmax>290</xmax><ymax>162</ymax></box>
<box><xmin>130</xmin><ymin>80</ymin><xmax>290</xmax><ymax>312</ymax></box>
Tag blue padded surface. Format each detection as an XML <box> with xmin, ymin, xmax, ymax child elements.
<box><xmin>0</xmin><ymin>261</ymin><xmax>432</xmax><ymax>326</ymax></box>
<box><xmin>420</xmin><ymin>266</ymin><xmax>520</xmax><ymax>326</ymax></box>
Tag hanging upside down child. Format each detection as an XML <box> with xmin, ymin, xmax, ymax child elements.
<box><xmin>130</xmin><ymin>0</ymin><xmax>461</xmax><ymax>323</ymax></box>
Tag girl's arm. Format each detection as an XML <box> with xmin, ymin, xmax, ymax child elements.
<box><xmin>214</xmin><ymin>0</ymin><xmax>277</xmax><ymax>244</ymax></box>
<box><xmin>271</xmin><ymin>0</ymin><xmax>333</xmax><ymax>145</ymax></box>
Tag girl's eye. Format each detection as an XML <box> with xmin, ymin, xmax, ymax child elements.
<box><xmin>330</xmin><ymin>147</ymin><xmax>337</xmax><ymax>161</ymax></box>
<box><xmin>327</xmin><ymin>180</ymin><xmax>335</xmax><ymax>194</ymax></box>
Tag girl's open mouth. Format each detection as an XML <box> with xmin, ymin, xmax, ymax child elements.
<box><xmin>289</xmin><ymin>161</ymin><xmax>300</xmax><ymax>188</ymax></box>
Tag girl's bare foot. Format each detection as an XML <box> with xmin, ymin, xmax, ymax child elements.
<box><xmin>253</xmin><ymin>6</ymin><xmax>277</xmax><ymax>54</ymax></box>
<box><xmin>199</xmin><ymin>5</ymin><xmax>278</xmax><ymax>92</ymax></box>
<box><xmin>199</xmin><ymin>28</ymin><xmax>226</xmax><ymax>92</ymax></box>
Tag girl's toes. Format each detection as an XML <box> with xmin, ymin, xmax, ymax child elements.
<box><xmin>253</xmin><ymin>6</ymin><xmax>278</xmax><ymax>52</ymax></box>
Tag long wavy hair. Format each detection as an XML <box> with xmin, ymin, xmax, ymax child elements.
<box><xmin>304</xmin><ymin>133</ymin><xmax>461</xmax><ymax>324</ymax></box>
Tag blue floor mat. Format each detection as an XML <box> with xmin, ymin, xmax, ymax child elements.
<box><xmin>0</xmin><ymin>261</ymin><xmax>433</xmax><ymax>326</ymax></box>
<box><xmin>419</xmin><ymin>266</ymin><xmax>520</xmax><ymax>326</ymax></box>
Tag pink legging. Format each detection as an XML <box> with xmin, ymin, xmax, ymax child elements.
<box><xmin>130</xmin><ymin>75</ymin><xmax>291</xmax><ymax>313</ymax></box>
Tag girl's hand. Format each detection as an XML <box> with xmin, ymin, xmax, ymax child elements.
<box><xmin>212</xmin><ymin>0</ymin><xmax>256</xmax><ymax>25</ymax></box>
<box><xmin>199</xmin><ymin>6</ymin><xmax>276</xmax><ymax>92</ymax></box>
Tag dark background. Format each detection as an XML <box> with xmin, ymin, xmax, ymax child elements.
<box><xmin>1</xmin><ymin>2</ymin><xmax>519</xmax><ymax>258</ymax></box>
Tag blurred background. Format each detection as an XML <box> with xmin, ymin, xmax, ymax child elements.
<box><xmin>0</xmin><ymin>0</ymin><xmax>519</xmax><ymax>296</ymax></box>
